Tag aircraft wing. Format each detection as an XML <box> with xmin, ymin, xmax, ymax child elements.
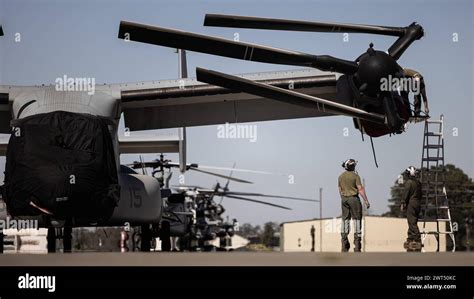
<box><xmin>119</xmin><ymin>129</ymin><xmax>185</xmax><ymax>155</ymax></box>
<box><xmin>119</xmin><ymin>136</ymin><xmax>179</xmax><ymax>154</ymax></box>
<box><xmin>119</xmin><ymin>128</ymin><xmax>187</xmax><ymax>172</ymax></box>
<box><xmin>107</xmin><ymin>69</ymin><xmax>342</xmax><ymax>131</ymax></box>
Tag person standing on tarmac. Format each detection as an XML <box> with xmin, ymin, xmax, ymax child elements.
<box><xmin>338</xmin><ymin>159</ymin><xmax>370</xmax><ymax>252</ymax></box>
<box><xmin>401</xmin><ymin>166</ymin><xmax>423</xmax><ymax>250</ymax></box>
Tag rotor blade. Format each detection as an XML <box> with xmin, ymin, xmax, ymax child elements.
<box><xmin>189</xmin><ymin>168</ymin><xmax>253</xmax><ymax>184</ymax></box>
<box><xmin>171</xmin><ymin>185</ymin><xmax>205</xmax><ymax>190</ymax></box>
<box><xmin>205</xmin><ymin>14</ymin><xmax>406</xmax><ymax>37</ymax></box>
<box><xmin>219</xmin><ymin>191</ymin><xmax>317</xmax><ymax>202</ymax></box>
<box><xmin>224</xmin><ymin>195</ymin><xmax>291</xmax><ymax>210</ymax></box>
<box><xmin>197</xmin><ymin>68</ymin><xmax>386</xmax><ymax>125</ymax></box>
<box><xmin>0</xmin><ymin>26</ymin><xmax>3</xmax><ymax>36</ymax></box>
<box><xmin>127</xmin><ymin>161</ymin><xmax>161</xmax><ymax>169</ymax></box>
<box><xmin>224</xmin><ymin>162</ymin><xmax>236</xmax><ymax>192</ymax></box>
<box><xmin>198</xmin><ymin>165</ymin><xmax>286</xmax><ymax>176</ymax></box>
<box><xmin>387</xmin><ymin>23</ymin><xmax>424</xmax><ymax>60</ymax></box>
<box><xmin>118</xmin><ymin>20</ymin><xmax>358</xmax><ymax>73</ymax></box>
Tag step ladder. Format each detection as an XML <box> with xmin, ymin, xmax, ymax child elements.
<box><xmin>420</xmin><ymin>115</ymin><xmax>455</xmax><ymax>252</ymax></box>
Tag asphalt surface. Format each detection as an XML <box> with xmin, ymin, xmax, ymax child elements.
<box><xmin>0</xmin><ymin>252</ymin><xmax>472</xmax><ymax>266</ymax></box>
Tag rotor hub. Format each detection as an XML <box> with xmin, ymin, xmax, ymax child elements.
<box><xmin>356</xmin><ymin>45</ymin><xmax>402</xmax><ymax>96</ymax></box>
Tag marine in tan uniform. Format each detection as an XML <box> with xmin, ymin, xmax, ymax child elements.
<box><xmin>338</xmin><ymin>159</ymin><xmax>370</xmax><ymax>252</ymax></box>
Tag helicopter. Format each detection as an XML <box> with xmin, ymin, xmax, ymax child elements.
<box><xmin>0</xmin><ymin>13</ymin><xmax>426</xmax><ymax>253</ymax></box>
<box><xmin>126</xmin><ymin>155</ymin><xmax>316</xmax><ymax>251</ymax></box>
<box><xmin>169</xmin><ymin>182</ymin><xmax>317</xmax><ymax>252</ymax></box>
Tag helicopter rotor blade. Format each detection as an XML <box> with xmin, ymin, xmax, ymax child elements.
<box><xmin>224</xmin><ymin>162</ymin><xmax>236</xmax><ymax>191</ymax></box>
<box><xmin>205</xmin><ymin>14</ymin><xmax>406</xmax><ymax>37</ymax></box>
<box><xmin>224</xmin><ymin>195</ymin><xmax>291</xmax><ymax>210</ymax></box>
<box><xmin>171</xmin><ymin>184</ymin><xmax>205</xmax><ymax>190</ymax></box>
<box><xmin>118</xmin><ymin>20</ymin><xmax>358</xmax><ymax>73</ymax></box>
<box><xmin>189</xmin><ymin>168</ymin><xmax>253</xmax><ymax>184</ymax></box>
<box><xmin>197</xmin><ymin>165</ymin><xmax>286</xmax><ymax>176</ymax></box>
<box><xmin>127</xmin><ymin>159</ymin><xmax>252</xmax><ymax>184</ymax></box>
<box><xmin>219</xmin><ymin>191</ymin><xmax>317</xmax><ymax>202</ymax></box>
<box><xmin>196</xmin><ymin>67</ymin><xmax>386</xmax><ymax>125</ymax></box>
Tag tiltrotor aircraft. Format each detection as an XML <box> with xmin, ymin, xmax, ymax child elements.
<box><xmin>0</xmin><ymin>14</ymin><xmax>425</xmax><ymax>252</ymax></box>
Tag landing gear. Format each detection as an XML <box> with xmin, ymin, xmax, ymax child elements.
<box><xmin>159</xmin><ymin>221</ymin><xmax>171</xmax><ymax>252</ymax></box>
<box><xmin>47</xmin><ymin>227</ymin><xmax>56</xmax><ymax>253</ymax></box>
<box><xmin>47</xmin><ymin>225</ymin><xmax>73</xmax><ymax>253</ymax></box>
<box><xmin>140</xmin><ymin>224</ymin><xmax>152</xmax><ymax>252</ymax></box>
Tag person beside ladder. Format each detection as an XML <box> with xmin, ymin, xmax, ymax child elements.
<box><xmin>401</xmin><ymin>166</ymin><xmax>423</xmax><ymax>251</ymax></box>
<box><xmin>338</xmin><ymin>159</ymin><xmax>370</xmax><ymax>252</ymax></box>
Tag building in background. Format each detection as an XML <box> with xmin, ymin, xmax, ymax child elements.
<box><xmin>280</xmin><ymin>216</ymin><xmax>446</xmax><ymax>252</ymax></box>
<box><xmin>3</xmin><ymin>228</ymin><xmax>48</xmax><ymax>254</ymax></box>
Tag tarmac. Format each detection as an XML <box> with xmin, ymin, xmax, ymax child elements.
<box><xmin>0</xmin><ymin>252</ymin><xmax>473</xmax><ymax>266</ymax></box>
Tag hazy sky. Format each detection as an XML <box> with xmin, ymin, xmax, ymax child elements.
<box><xmin>0</xmin><ymin>0</ymin><xmax>472</xmax><ymax>225</ymax></box>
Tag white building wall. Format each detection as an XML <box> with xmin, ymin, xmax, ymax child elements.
<box><xmin>281</xmin><ymin>216</ymin><xmax>446</xmax><ymax>252</ymax></box>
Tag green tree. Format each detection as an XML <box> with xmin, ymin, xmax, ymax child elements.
<box><xmin>261</xmin><ymin>222</ymin><xmax>279</xmax><ymax>247</ymax></box>
<box><xmin>384</xmin><ymin>164</ymin><xmax>474</xmax><ymax>251</ymax></box>
<box><xmin>239</xmin><ymin>223</ymin><xmax>261</xmax><ymax>238</ymax></box>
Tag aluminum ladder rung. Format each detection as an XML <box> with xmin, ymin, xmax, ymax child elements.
<box><xmin>423</xmin><ymin>144</ymin><xmax>443</xmax><ymax>149</ymax></box>
<box><xmin>425</xmin><ymin>132</ymin><xmax>443</xmax><ymax>136</ymax></box>
<box><xmin>422</xmin><ymin>157</ymin><xmax>444</xmax><ymax>162</ymax></box>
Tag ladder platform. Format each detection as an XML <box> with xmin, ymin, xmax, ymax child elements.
<box><xmin>408</xmin><ymin>116</ymin><xmax>429</xmax><ymax>123</ymax></box>
<box><xmin>426</xmin><ymin>119</ymin><xmax>443</xmax><ymax>124</ymax></box>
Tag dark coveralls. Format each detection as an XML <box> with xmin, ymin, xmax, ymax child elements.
<box><xmin>338</xmin><ymin>171</ymin><xmax>363</xmax><ymax>252</ymax></box>
<box><xmin>403</xmin><ymin>177</ymin><xmax>422</xmax><ymax>242</ymax></box>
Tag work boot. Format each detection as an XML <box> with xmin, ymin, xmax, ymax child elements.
<box><xmin>341</xmin><ymin>241</ymin><xmax>350</xmax><ymax>252</ymax></box>
<box><xmin>403</xmin><ymin>239</ymin><xmax>413</xmax><ymax>249</ymax></box>
<box><xmin>354</xmin><ymin>241</ymin><xmax>361</xmax><ymax>252</ymax></box>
